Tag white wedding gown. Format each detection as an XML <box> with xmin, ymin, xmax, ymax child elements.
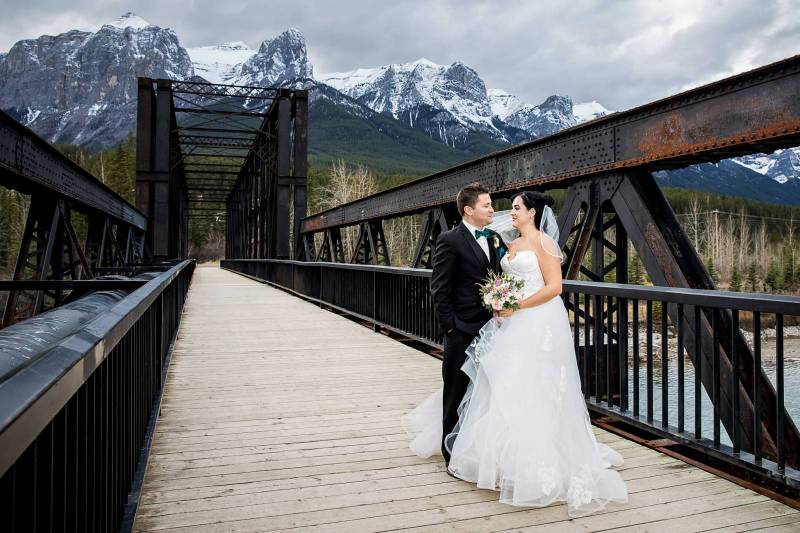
<box><xmin>402</xmin><ymin>250</ymin><xmax>628</xmax><ymax>517</ymax></box>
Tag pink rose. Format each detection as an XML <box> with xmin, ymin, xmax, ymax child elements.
<box><xmin>492</xmin><ymin>299</ymin><xmax>503</xmax><ymax>310</ymax></box>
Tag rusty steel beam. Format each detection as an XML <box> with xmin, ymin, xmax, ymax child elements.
<box><xmin>0</xmin><ymin>110</ymin><xmax>146</xmax><ymax>231</ymax></box>
<box><xmin>302</xmin><ymin>54</ymin><xmax>800</xmax><ymax>233</ymax></box>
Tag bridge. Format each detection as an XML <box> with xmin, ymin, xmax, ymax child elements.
<box><xmin>0</xmin><ymin>54</ymin><xmax>798</xmax><ymax>532</ymax></box>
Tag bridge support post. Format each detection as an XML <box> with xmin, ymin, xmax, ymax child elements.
<box><xmin>293</xmin><ymin>93</ymin><xmax>309</xmax><ymax>260</ymax></box>
<box><xmin>275</xmin><ymin>93</ymin><xmax>292</xmax><ymax>259</ymax></box>
<box><xmin>136</xmin><ymin>78</ymin><xmax>187</xmax><ymax>261</ymax></box>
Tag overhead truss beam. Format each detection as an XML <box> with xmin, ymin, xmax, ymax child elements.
<box><xmin>0</xmin><ymin>110</ymin><xmax>146</xmax><ymax>231</ymax></box>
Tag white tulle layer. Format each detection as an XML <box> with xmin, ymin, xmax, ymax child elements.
<box><xmin>402</xmin><ymin>296</ymin><xmax>628</xmax><ymax>518</ymax></box>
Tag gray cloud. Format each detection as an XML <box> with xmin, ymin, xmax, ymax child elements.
<box><xmin>1</xmin><ymin>0</ymin><xmax>797</xmax><ymax>111</ymax></box>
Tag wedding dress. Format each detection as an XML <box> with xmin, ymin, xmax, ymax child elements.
<box><xmin>402</xmin><ymin>248</ymin><xmax>628</xmax><ymax>517</ymax></box>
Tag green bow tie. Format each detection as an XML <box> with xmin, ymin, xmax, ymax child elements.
<box><xmin>474</xmin><ymin>228</ymin><xmax>492</xmax><ymax>239</ymax></box>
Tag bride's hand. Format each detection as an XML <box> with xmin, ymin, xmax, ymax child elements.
<box><xmin>494</xmin><ymin>308</ymin><xmax>513</xmax><ymax>318</ymax></box>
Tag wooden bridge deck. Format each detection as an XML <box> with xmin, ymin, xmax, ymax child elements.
<box><xmin>132</xmin><ymin>265</ymin><xmax>799</xmax><ymax>532</ymax></box>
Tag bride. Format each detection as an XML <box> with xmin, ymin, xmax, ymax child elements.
<box><xmin>402</xmin><ymin>191</ymin><xmax>628</xmax><ymax>518</ymax></box>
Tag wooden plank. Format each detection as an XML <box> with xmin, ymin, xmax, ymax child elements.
<box><xmin>711</xmin><ymin>513</ymin><xmax>800</xmax><ymax>532</ymax></box>
<box><xmin>136</xmin><ymin>479</ymin><xmax>740</xmax><ymax>532</ymax></box>
<box><xmin>610</xmin><ymin>500</ymin><xmax>800</xmax><ymax>532</ymax></box>
<box><xmin>132</xmin><ymin>265</ymin><xmax>796</xmax><ymax>533</ymax></box>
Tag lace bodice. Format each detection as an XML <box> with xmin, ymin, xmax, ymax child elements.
<box><xmin>501</xmin><ymin>250</ymin><xmax>545</xmax><ymax>297</ymax></box>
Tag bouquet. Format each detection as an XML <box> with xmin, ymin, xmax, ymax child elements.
<box><xmin>479</xmin><ymin>271</ymin><xmax>525</xmax><ymax>313</ymax></box>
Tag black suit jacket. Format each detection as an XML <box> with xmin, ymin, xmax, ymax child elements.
<box><xmin>431</xmin><ymin>222</ymin><xmax>504</xmax><ymax>337</ymax></box>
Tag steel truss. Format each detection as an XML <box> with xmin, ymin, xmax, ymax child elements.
<box><xmin>294</xmin><ymin>55</ymin><xmax>800</xmax><ymax>469</ymax></box>
<box><xmin>0</xmin><ymin>110</ymin><xmax>146</xmax><ymax>327</ymax></box>
<box><xmin>351</xmin><ymin>221</ymin><xmax>391</xmax><ymax>265</ymax></box>
<box><xmin>225</xmin><ymin>89</ymin><xmax>308</xmax><ymax>260</ymax></box>
<box><xmin>137</xmin><ymin>78</ymin><xmax>308</xmax><ymax>261</ymax></box>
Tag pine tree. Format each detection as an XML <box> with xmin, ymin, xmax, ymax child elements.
<box><xmin>707</xmin><ymin>256</ymin><xmax>719</xmax><ymax>285</ymax></box>
<box><xmin>782</xmin><ymin>245</ymin><xmax>796</xmax><ymax>290</ymax></box>
<box><xmin>730</xmin><ymin>261</ymin><xmax>742</xmax><ymax>291</ymax></box>
<box><xmin>746</xmin><ymin>262</ymin><xmax>758</xmax><ymax>292</ymax></box>
<box><xmin>765</xmin><ymin>260</ymin><xmax>783</xmax><ymax>292</ymax></box>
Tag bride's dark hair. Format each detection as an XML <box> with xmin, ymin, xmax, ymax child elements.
<box><xmin>511</xmin><ymin>191</ymin><xmax>555</xmax><ymax>230</ymax></box>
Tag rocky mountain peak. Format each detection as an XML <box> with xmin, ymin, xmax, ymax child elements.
<box><xmin>104</xmin><ymin>12</ymin><xmax>152</xmax><ymax>31</ymax></box>
<box><xmin>0</xmin><ymin>13</ymin><xmax>193</xmax><ymax>149</ymax></box>
<box><xmin>239</xmin><ymin>28</ymin><xmax>313</xmax><ymax>86</ymax></box>
<box><xmin>539</xmin><ymin>94</ymin><xmax>573</xmax><ymax>112</ymax></box>
<box><xmin>767</xmin><ymin>148</ymin><xmax>800</xmax><ymax>183</ymax></box>
<box><xmin>442</xmin><ymin>62</ymin><xmax>486</xmax><ymax>95</ymax></box>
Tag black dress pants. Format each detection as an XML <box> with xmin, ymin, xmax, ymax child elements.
<box><xmin>441</xmin><ymin>329</ymin><xmax>473</xmax><ymax>463</ymax></box>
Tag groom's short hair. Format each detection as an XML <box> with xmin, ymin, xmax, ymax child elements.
<box><xmin>457</xmin><ymin>182</ymin><xmax>489</xmax><ymax>216</ymax></box>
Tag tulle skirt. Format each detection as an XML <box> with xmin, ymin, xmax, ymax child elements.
<box><xmin>402</xmin><ymin>296</ymin><xmax>628</xmax><ymax>517</ymax></box>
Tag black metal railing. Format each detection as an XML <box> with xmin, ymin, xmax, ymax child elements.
<box><xmin>0</xmin><ymin>259</ymin><xmax>194</xmax><ymax>532</ymax></box>
<box><xmin>223</xmin><ymin>259</ymin><xmax>439</xmax><ymax>345</ymax></box>
<box><xmin>222</xmin><ymin>258</ymin><xmax>800</xmax><ymax>494</ymax></box>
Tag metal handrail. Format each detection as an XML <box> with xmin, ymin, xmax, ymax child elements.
<box><xmin>225</xmin><ymin>258</ymin><xmax>800</xmax><ymax>314</ymax></box>
<box><xmin>0</xmin><ymin>260</ymin><xmax>194</xmax><ymax>476</ymax></box>
<box><xmin>0</xmin><ymin>259</ymin><xmax>194</xmax><ymax>475</ymax></box>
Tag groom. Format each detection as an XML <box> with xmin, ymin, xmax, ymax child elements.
<box><xmin>431</xmin><ymin>182</ymin><xmax>504</xmax><ymax>465</ymax></box>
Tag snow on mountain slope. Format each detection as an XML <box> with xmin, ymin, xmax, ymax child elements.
<box><xmin>735</xmin><ymin>148</ymin><xmax>800</xmax><ymax>183</ymax></box>
<box><xmin>104</xmin><ymin>12</ymin><xmax>152</xmax><ymax>30</ymax></box>
<box><xmin>320</xmin><ymin>58</ymin><xmax>531</xmax><ymax>147</ymax></box>
<box><xmin>573</xmin><ymin>101</ymin><xmax>612</xmax><ymax>123</ymax></box>
<box><xmin>186</xmin><ymin>42</ymin><xmax>256</xmax><ymax>84</ymax></box>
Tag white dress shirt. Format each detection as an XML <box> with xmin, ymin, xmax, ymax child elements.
<box><xmin>462</xmin><ymin>220</ymin><xmax>490</xmax><ymax>261</ymax></box>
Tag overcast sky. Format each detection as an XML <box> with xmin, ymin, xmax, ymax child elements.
<box><xmin>1</xmin><ymin>0</ymin><xmax>798</xmax><ymax>111</ymax></box>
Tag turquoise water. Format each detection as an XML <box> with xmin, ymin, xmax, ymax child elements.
<box><xmin>621</xmin><ymin>358</ymin><xmax>800</xmax><ymax>448</ymax></box>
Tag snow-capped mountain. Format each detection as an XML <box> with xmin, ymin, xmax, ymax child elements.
<box><xmin>2</xmin><ymin>15</ymin><xmax>799</xmax><ymax>200</ymax></box>
<box><xmin>0</xmin><ymin>12</ymin><xmax>194</xmax><ymax>150</ymax></box>
<box><xmin>236</xmin><ymin>28</ymin><xmax>314</xmax><ymax>87</ymax></box>
<box><xmin>186</xmin><ymin>29</ymin><xmax>313</xmax><ymax>88</ymax></box>
<box><xmin>734</xmin><ymin>148</ymin><xmax>800</xmax><ymax>184</ymax></box>
<box><xmin>320</xmin><ymin>57</ymin><xmax>616</xmax><ymax>149</ymax></box>
<box><xmin>488</xmin><ymin>89</ymin><xmax>583</xmax><ymax>136</ymax></box>
<box><xmin>320</xmin><ymin>59</ymin><xmax>530</xmax><ymax>148</ymax></box>
<box><xmin>655</xmin><ymin>159</ymin><xmax>800</xmax><ymax>205</ymax></box>
<box><xmin>0</xmin><ymin>14</ymin><xmax>594</xmax><ymax>154</ymax></box>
